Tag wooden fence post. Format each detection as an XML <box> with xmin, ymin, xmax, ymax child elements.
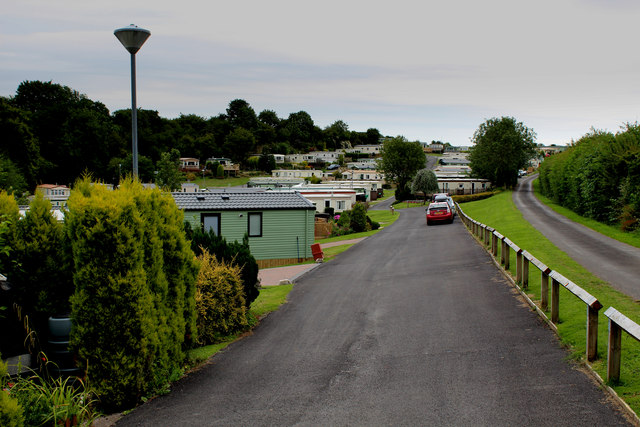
<box><xmin>551</xmin><ymin>277</ymin><xmax>560</xmax><ymax>323</ymax></box>
<box><xmin>541</xmin><ymin>271</ymin><xmax>549</xmax><ymax>311</ymax></box>
<box><xmin>516</xmin><ymin>249</ymin><xmax>523</xmax><ymax>283</ymax></box>
<box><xmin>607</xmin><ymin>317</ymin><xmax>622</xmax><ymax>382</ymax></box>
<box><xmin>587</xmin><ymin>305</ymin><xmax>600</xmax><ymax>361</ymax></box>
<box><xmin>492</xmin><ymin>233</ymin><xmax>498</xmax><ymax>257</ymax></box>
<box><xmin>522</xmin><ymin>256</ymin><xmax>529</xmax><ymax>289</ymax></box>
<box><xmin>485</xmin><ymin>227</ymin><xmax>493</xmax><ymax>248</ymax></box>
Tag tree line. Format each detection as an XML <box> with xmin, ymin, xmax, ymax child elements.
<box><xmin>0</xmin><ymin>80</ymin><xmax>383</xmax><ymax>195</ymax></box>
<box><xmin>538</xmin><ymin>124</ymin><xmax>640</xmax><ymax>231</ymax></box>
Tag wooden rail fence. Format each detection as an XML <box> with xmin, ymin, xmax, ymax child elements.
<box><xmin>456</xmin><ymin>203</ymin><xmax>639</xmax><ymax>376</ymax></box>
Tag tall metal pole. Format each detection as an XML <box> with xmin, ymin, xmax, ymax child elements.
<box><xmin>130</xmin><ymin>52</ymin><xmax>139</xmax><ymax>178</ymax></box>
<box><xmin>114</xmin><ymin>24</ymin><xmax>150</xmax><ymax>180</ymax></box>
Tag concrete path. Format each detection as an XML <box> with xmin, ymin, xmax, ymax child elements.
<box><xmin>258</xmin><ymin>239</ymin><xmax>367</xmax><ymax>286</ymax></box>
<box><xmin>116</xmin><ymin>207</ymin><xmax>631</xmax><ymax>426</ymax></box>
<box><xmin>514</xmin><ymin>174</ymin><xmax>640</xmax><ymax>300</ymax></box>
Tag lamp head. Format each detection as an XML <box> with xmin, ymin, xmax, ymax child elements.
<box><xmin>114</xmin><ymin>24</ymin><xmax>151</xmax><ymax>54</ymax></box>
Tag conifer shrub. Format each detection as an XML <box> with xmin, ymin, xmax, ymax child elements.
<box><xmin>66</xmin><ymin>178</ymin><xmax>197</xmax><ymax>411</ymax></box>
<box><xmin>186</xmin><ymin>225</ymin><xmax>259</xmax><ymax>307</ymax></box>
<box><xmin>195</xmin><ymin>249</ymin><xmax>248</xmax><ymax>344</ymax></box>
<box><xmin>11</xmin><ymin>193</ymin><xmax>73</xmax><ymax>318</ymax></box>
<box><xmin>123</xmin><ymin>180</ymin><xmax>198</xmax><ymax>383</ymax></box>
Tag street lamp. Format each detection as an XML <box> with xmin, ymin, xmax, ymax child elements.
<box><xmin>114</xmin><ymin>24</ymin><xmax>151</xmax><ymax>179</ymax></box>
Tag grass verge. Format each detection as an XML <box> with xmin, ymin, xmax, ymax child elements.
<box><xmin>186</xmin><ymin>284</ymin><xmax>293</xmax><ymax>364</ymax></box>
<box><xmin>315</xmin><ymin>208</ymin><xmax>400</xmax><ymax>245</ymax></box>
<box><xmin>460</xmin><ymin>189</ymin><xmax>640</xmax><ymax>416</ymax></box>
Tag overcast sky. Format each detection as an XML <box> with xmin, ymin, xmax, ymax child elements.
<box><xmin>3</xmin><ymin>0</ymin><xmax>640</xmax><ymax>146</ymax></box>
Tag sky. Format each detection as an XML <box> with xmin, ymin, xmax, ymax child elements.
<box><xmin>3</xmin><ymin>0</ymin><xmax>640</xmax><ymax>147</ymax></box>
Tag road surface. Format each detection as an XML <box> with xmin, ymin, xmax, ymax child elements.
<box><xmin>117</xmin><ymin>207</ymin><xmax>631</xmax><ymax>426</ymax></box>
<box><xmin>514</xmin><ymin>174</ymin><xmax>640</xmax><ymax>300</ymax></box>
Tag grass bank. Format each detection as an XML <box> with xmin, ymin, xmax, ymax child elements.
<box><xmin>460</xmin><ymin>190</ymin><xmax>640</xmax><ymax>415</ymax></box>
<box><xmin>315</xmin><ymin>209</ymin><xmax>399</xmax><ymax>245</ymax></box>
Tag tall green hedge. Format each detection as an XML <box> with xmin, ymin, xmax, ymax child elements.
<box><xmin>66</xmin><ymin>179</ymin><xmax>197</xmax><ymax>411</ymax></box>
<box><xmin>538</xmin><ymin>124</ymin><xmax>640</xmax><ymax>229</ymax></box>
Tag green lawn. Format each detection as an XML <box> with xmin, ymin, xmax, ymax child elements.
<box><xmin>315</xmin><ymin>208</ymin><xmax>400</xmax><ymax>244</ymax></box>
<box><xmin>370</xmin><ymin>188</ymin><xmax>395</xmax><ymax>205</ymax></box>
<box><xmin>460</xmin><ymin>189</ymin><xmax>640</xmax><ymax>415</ymax></box>
<box><xmin>191</xmin><ymin>176</ymin><xmax>253</xmax><ymax>188</ymax></box>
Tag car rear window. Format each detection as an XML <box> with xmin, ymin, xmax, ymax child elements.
<box><xmin>428</xmin><ymin>204</ymin><xmax>449</xmax><ymax>212</ymax></box>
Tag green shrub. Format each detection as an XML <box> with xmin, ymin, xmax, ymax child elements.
<box><xmin>186</xmin><ymin>225</ymin><xmax>259</xmax><ymax>307</ymax></box>
<box><xmin>336</xmin><ymin>210</ymin><xmax>351</xmax><ymax>229</ymax></box>
<box><xmin>394</xmin><ymin>185</ymin><xmax>412</xmax><ymax>202</ymax></box>
<box><xmin>0</xmin><ymin>354</ymin><xmax>24</xmax><ymax>427</ymax></box>
<box><xmin>452</xmin><ymin>191</ymin><xmax>496</xmax><ymax>203</ymax></box>
<box><xmin>125</xmin><ymin>180</ymin><xmax>198</xmax><ymax>383</ymax></box>
<box><xmin>9</xmin><ymin>369</ymin><xmax>97</xmax><ymax>427</ymax></box>
<box><xmin>67</xmin><ymin>178</ymin><xmax>197</xmax><ymax>411</ymax></box>
<box><xmin>195</xmin><ymin>249</ymin><xmax>248</xmax><ymax>344</ymax></box>
<box><xmin>368</xmin><ymin>218</ymin><xmax>380</xmax><ymax>230</ymax></box>
<box><xmin>538</xmin><ymin>125</ymin><xmax>640</xmax><ymax>228</ymax></box>
<box><xmin>11</xmin><ymin>193</ymin><xmax>73</xmax><ymax>318</ymax></box>
<box><xmin>350</xmin><ymin>203</ymin><xmax>368</xmax><ymax>232</ymax></box>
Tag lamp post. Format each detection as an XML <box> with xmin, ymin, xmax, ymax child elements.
<box><xmin>114</xmin><ymin>24</ymin><xmax>150</xmax><ymax>179</ymax></box>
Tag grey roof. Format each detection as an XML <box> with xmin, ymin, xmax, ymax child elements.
<box><xmin>172</xmin><ymin>190</ymin><xmax>315</xmax><ymax>211</ymax></box>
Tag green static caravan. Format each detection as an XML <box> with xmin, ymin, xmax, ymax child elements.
<box><xmin>172</xmin><ymin>190</ymin><xmax>316</xmax><ymax>268</ymax></box>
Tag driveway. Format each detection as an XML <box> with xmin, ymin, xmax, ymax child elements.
<box><xmin>117</xmin><ymin>207</ymin><xmax>631</xmax><ymax>426</ymax></box>
<box><xmin>513</xmin><ymin>174</ymin><xmax>640</xmax><ymax>300</ymax></box>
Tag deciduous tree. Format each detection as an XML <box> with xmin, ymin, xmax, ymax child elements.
<box><xmin>377</xmin><ymin>136</ymin><xmax>426</xmax><ymax>201</ymax></box>
<box><xmin>411</xmin><ymin>168</ymin><xmax>440</xmax><ymax>202</ymax></box>
<box><xmin>156</xmin><ymin>149</ymin><xmax>182</xmax><ymax>191</ymax></box>
<box><xmin>469</xmin><ymin>117</ymin><xmax>537</xmax><ymax>188</ymax></box>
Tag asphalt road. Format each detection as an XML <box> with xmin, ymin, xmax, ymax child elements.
<box><xmin>514</xmin><ymin>174</ymin><xmax>640</xmax><ymax>300</ymax></box>
<box><xmin>117</xmin><ymin>207</ymin><xmax>631</xmax><ymax>426</ymax></box>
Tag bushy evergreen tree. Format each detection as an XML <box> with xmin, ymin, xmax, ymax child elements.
<box><xmin>186</xmin><ymin>224</ymin><xmax>259</xmax><ymax>307</ymax></box>
<box><xmin>67</xmin><ymin>178</ymin><xmax>196</xmax><ymax>410</ymax></box>
<box><xmin>195</xmin><ymin>249</ymin><xmax>248</xmax><ymax>344</ymax></box>
<box><xmin>10</xmin><ymin>193</ymin><xmax>73</xmax><ymax>318</ymax></box>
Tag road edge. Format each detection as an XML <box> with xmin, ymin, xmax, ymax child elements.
<box><xmin>463</xmin><ymin>222</ymin><xmax>640</xmax><ymax>426</ymax></box>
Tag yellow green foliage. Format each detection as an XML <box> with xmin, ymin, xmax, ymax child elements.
<box><xmin>196</xmin><ymin>249</ymin><xmax>248</xmax><ymax>344</ymax></box>
<box><xmin>0</xmin><ymin>355</ymin><xmax>24</xmax><ymax>427</ymax></box>
<box><xmin>66</xmin><ymin>177</ymin><xmax>197</xmax><ymax>411</ymax></box>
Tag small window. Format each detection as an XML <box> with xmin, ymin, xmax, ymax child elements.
<box><xmin>337</xmin><ymin>200</ymin><xmax>345</xmax><ymax>210</ymax></box>
<box><xmin>248</xmin><ymin>212</ymin><xmax>262</xmax><ymax>237</ymax></box>
<box><xmin>202</xmin><ymin>213</ymin><xmax>221</xmax><ymax>236</ymax></box>
<box><xmin>324</xmin><ymin>200</ymin><xmax>331</xmax><ymax>208</ymax></box>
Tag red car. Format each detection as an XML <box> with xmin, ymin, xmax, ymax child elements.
<box><xmin>426</xmin><ymin>202</ymin><xmax>453</xmax><ymax>225</ymax></box>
